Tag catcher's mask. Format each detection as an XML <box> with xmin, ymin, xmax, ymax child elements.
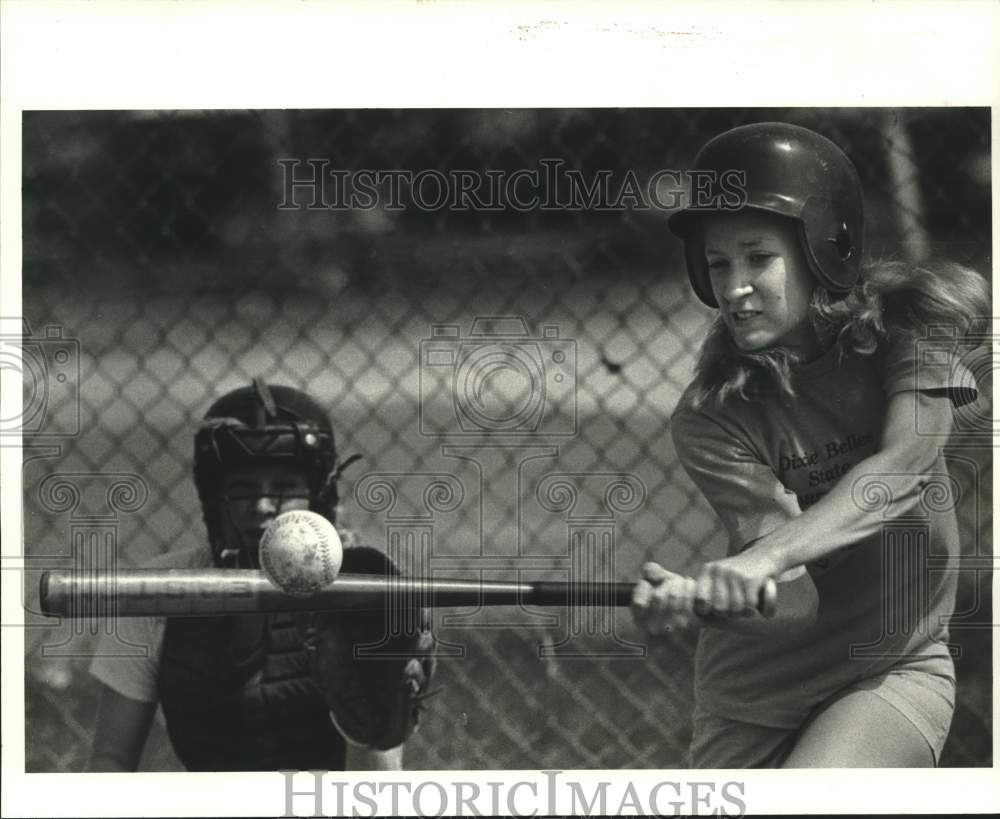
<box><xmin>194</xmin><ymin>378</ymin><xmax>359</xmax><ymax>568</ymax></box>
<box><xmin>668</xmin><ymin>122</ymin><xmax>865</xmax><ymax>308</ymax></box>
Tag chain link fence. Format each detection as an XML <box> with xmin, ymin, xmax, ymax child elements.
<box><xmin>18</xmin><ymin>108</ymin><xmax>991</xmax><ymax>771</ymax></box>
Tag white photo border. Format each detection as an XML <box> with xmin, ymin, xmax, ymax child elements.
<box><xmin>2</xmin><ymin>1</ymin><xmax>998</xmax><ymax>816</ymax></box>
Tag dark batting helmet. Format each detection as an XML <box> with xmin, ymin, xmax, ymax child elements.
<box><xmin>194</xmin><ymin>378</ymin><xmax>357</xmax><ymax>567</ymax></box>
<box><xmin>668</xmin><ymin>122</ymin><xmax>865</xmax><ymax>308</ymax></box>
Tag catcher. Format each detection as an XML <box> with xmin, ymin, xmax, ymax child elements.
<box><xmin>632</xmin><ymin>122</ymin><xmax>989</xmax><ymax>767</ymax></box>
<box><xmin>87</xmin><ymin>380</ymin><xmax>435</xmax><ymax>771</ymax></box>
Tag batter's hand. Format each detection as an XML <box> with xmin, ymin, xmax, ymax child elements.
<box><xmin>693</xmin><ymin>546</ymin><xmax>780</xmax><ymax>619</ymax></box>
<box><xmin>631</xmin><ymin>562</ymin><xmax>706</xmax><ymax>635</ymax></box>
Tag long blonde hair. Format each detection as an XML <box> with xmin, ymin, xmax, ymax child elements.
<box><xmin>687</xmin><ymin>259</ymin><xmax>991</xmax><ymax>409</ymax></box>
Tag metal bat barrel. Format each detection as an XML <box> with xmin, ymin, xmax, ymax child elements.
<box><xmin>39</xmin><ymin>569</ymin><xmax>636</xmax><ymax>618</ymax></box>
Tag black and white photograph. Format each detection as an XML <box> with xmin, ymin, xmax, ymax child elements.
<box><xmin>2</xmin><ymin>3</ymin><xmax>998</xmax><ymax>817</ymax></box>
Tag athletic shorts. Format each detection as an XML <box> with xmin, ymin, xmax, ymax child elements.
<box><xmin>689</xmin><ymin>661</ymin><xmax>956</xmax><ymax>768</ymax></box>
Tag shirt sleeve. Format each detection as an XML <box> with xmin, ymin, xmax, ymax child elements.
<box><xmin>88</xmin><ymin>614</ymin><xmax>165</xmax><ymax>703</ymax></box>
<box><xmin>880</xmin><ymin>332</ymin><xmax>979</xmax><ymax>406</ymax></box>
<box><xmin>671</xmin><ymin>405</ymin><xmax>802</xmax><ymax>554</ymax></box>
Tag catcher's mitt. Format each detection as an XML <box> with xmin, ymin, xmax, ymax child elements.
<box><xmin>297</xmin><ymin>546</ymin><xmax>436</xmax><ymax>751</ymax></box>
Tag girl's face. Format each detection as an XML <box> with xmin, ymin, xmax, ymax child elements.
<box><xmin>218</xmin><ymin>463</ymin><xmax>311</xmax><ymax>564</ymax></box>
<box><xmin>702</xmin><ymin>211</ymin><xmax>820</xmax><ymax>357</ymax></box>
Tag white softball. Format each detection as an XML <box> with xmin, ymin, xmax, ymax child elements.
<box><xmin>259</xmin><ymin>510</ymin><xmax>343</xmax><ymax>596</ymax></box>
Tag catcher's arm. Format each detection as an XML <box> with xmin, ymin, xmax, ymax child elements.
<box><xmin>86</xmin><ymin>683</ymin><xmax>157</xmax><ymax>771</ymax></box>
<box><xmin>346</xmin><ymin>744</ymin><xmax>403</xmax><ymax>771</ymax></box>
<box><xmin>631</xmin><ymin>562</ymin><xmax>817</xmax><ymax>637</ymax></box>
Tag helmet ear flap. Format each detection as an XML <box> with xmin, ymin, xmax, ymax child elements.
<box><xmin>799</xmin><ymin>197</ymin><xmax>863</xmax><ymax>294</ymax></box>
<box><xmin>683</xmin><ymin>232</ymin><xmax>718</xmax><ymax>308</ymax></box>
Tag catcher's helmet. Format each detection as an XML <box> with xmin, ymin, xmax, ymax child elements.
<box><xmin>668</xmin><ymin>122</ymin><xmax>865</xmax><ymax>308</ymax></box>
<box><xmin>194</xmin><ymin>379</ymin><xmax>352</xmax><ymax>567</ymax></box>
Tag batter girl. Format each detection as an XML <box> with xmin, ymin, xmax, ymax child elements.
<box><xmin>631</xmin><ymin>122</ymin><xmax>989</xmax><ymax>768</ymax></box>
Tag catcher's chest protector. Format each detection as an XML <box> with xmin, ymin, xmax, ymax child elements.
<box><xmin>158</xmin><ymin>612</ymin><xmax>346</xmax><ymax>771</ymax></box>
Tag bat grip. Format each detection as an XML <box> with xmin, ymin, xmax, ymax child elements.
<box><xmin>528</xmin><ymin>581</ymin><xmax>635</xmax><ymax>607</ymax></box>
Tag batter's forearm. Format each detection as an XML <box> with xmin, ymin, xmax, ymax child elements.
<box><xmin>766</xmin><ymin>451</ymin><xmax>929</xmax><ymax>573</ymax></box>
<box><xmin>765</xmin><ymin>391</ymin><xmax>951</xmax><ymax>573</ymax></box>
